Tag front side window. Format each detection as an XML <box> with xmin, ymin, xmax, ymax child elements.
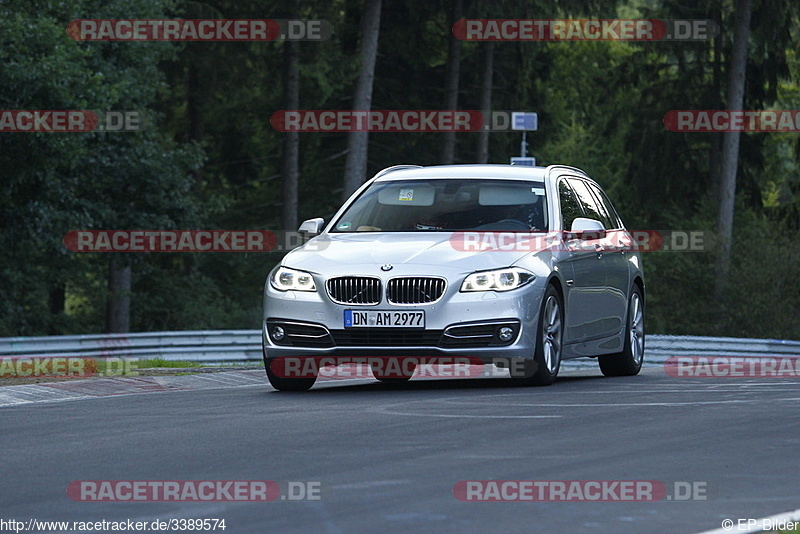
<box><xmin>331</xmin><ymin>179</ymin><xmax>548</xmax><ymax>232</ymax></box>
<box><xmin>558</xmin><ymin>180</ymin><xmax>583</xmax><ymax>231</ymax></box>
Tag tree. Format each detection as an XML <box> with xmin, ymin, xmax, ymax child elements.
<box><xmin>0</xmin><ymin>0</ymin><xmax>202</xmax><ymax>335</ymax></box>
<box><xmin>440</xmin><ymin>0</ymin><xmax>464</xmax><ymax>164</ymax></box>
<box><xmin>475</xmin><ymin>41</ymin><xmax>494</xmax><ymax>163</ymax></box>
<box><xmin>714</xmin><ymin>0</ymin><xmax>754</xmax><ymax>299</ymax></box>
<box><xmin>342</xmin><ymin>0</ymin><xmax>382</xmax><ymax>199</ymax></box>
<box><xmin>282</xmin><ymin>2</ymin><xmax>301</xmax><ymax>230</ymax></box>
<box><xmin>2</xmin><ymin>0</ymin><xmax>798</xmax><ymax>340</ymax></box>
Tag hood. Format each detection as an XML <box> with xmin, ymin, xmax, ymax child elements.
<box><xmin>282</xmin><ymin>232</ymin><xmax>534</xmax><ymax>275</ymax></box>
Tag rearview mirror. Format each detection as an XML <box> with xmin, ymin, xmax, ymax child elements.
<box><xmin>566</xmin><ymin>217</ymin><xmax>606</xmax><ymax>240</ymax></box>
<box><xmin>298</xmin><ymin>218</ymin><xmax>325</xmax><ymax>237</ymax></box>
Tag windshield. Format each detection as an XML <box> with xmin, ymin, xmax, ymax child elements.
<box><xmin>331</xmin><ymin>178</ymin><xmax>548</xmax><ymax>232</ymax></box>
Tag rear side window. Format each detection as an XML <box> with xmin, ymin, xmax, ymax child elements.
<box><xmin>558</xmin><ymin>180</ymin><xmax>583</xmax><ymax>231</ymax></box>
<box><xmin>567</xmin><ymin>178</ymin><xmax>609</xmax><ymax>229</ymax></box>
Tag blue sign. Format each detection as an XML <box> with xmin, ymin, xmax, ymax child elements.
<box><xmin>510</xmin><ymin>157</ymin><xmax>537</xmax><ymax>166</ymax></box>
<box><xmin>512</xmin><ymin>112</ymin><xmax>538</xmax><ymax>131</ymax></box>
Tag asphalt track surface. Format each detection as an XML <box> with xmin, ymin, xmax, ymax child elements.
<box><xmin>1</xmin><ymin>362</ymin><xmax>799</xmax><ymax>534</ymax></box>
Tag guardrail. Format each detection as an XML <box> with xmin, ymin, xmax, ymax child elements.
<box><xmin>0</xmin><ymin>331</ymin><xmax>262</xmax><ymax>362</ymax></box>
<box><xmin>0</xmin><ymin>331</ymin><xmax>798</xmax><ymax>364</ymax></box>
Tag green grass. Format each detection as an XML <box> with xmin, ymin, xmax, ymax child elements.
<box><xmin>134</xmin><ymin>358</ymin><xmax>201</xmax><ymax>369</ymax></box>
<box><xmin>90</xmin><ymin>358</ymin><xmax>260</xmax><ymax>377</ymax></box>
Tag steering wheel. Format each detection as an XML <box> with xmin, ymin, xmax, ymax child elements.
<box><xmin>488</xmin><ymin>219</ymin><xmax>531</xmax><ymax>231</ymax></box>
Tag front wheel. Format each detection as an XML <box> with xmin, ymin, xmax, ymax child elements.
<box><xmin>265</xmin><ymin>358</ymin><xmax>317</xmax><ymax>391</ymax></box>
<box><xmin>511</xmin><ymin>285</ymin><xmax>563</xmax><ymax>386</ymax></box>
<box><xmin>372</xmin><ymin>358</ymin><xmax>417</xmax><ymax>384</ymax></box>
<box><xmin>599</xmin><ymin>287</ymin><xmax>645</xmax><ymax>377</ymax></box>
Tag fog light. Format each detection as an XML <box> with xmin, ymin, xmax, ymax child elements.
<box><xmin>271</xmin><ymin>326</ymin><xmax>286</xmax><ymax>341</ymax></box>
<box><xmin>497</xmin><ymin>326</ymin><xmax>514</xmax><ymax>343</ymax></box>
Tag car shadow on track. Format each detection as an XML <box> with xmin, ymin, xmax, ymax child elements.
<box><xmin>264</xmin><ymin>373</ymin><xmax>617</xmax><ymax>394</ymax></box>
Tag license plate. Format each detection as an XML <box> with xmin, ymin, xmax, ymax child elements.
<box><xmin>344</xmin><ymin>310</ymin><xmax>425</xmax><ymax>328</ymax></box>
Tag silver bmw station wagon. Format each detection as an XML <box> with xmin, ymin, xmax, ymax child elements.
<box><xmin>263</xmin><ymin>164</ymin><xmax>645</xmax><ymax>391</ymax></box>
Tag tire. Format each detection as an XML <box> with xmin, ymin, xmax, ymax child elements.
<box><xmin>511</xmin><ymin>284</ymin><xmax>563</xmax><ymax>386</ymax></box>
<box><xmin>372</xmin><ymin>358</ymin><xmax>417</xmax><ymax>384</ymax></box>
<box><xmin>264</xmin><ymin>357</ymin><xmax>317</xmax><ymax>392</ymax></box>
<box><xmin>599</xmin><ymin>286</ymin><xmax>645</xmax><ymax>377</ymax></box>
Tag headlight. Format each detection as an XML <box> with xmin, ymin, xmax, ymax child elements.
<box><xmin>461</xmin><ymin>267</ymin><xmax>534</xmax><ymax>292</ymax></box>
<box><xmin>270</xmin><ymin>267</ymin><xmax>317</xmax><ymax>292</ymax></box>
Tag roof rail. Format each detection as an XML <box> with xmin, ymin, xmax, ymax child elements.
<box><xmin>373</xmin><ymin>165</ymin><xmax>423</xmax><ymax>179</ymax></box>
<box><xmin>545</xmin><ymin>164</ymin><xmax>589</xmax><ymax>177</ymax></box>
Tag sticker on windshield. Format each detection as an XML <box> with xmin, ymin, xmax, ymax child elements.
<box><xmin>398</xmin><ymin>189</ymin><xmax>414</xmax><ymax>201</ymax></box>
<box><xmin>531</xmin><ymin>187</ymin><xmax>545</xmax><ymax>196</ymax></box>
<box><xmin>337</xmin><ymin>222</ymin><xmax>352</xmax><ymax>230</ymax></box>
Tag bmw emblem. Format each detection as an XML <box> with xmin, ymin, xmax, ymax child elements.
<box><xmin>381</xmin><ymin>264</ymin><xmax>393</xmax><ymax>271</ymax></box>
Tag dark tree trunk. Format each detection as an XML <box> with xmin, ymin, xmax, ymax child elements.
<box><xmin>476</xmin><ymin>41</ymin><xmax>494</xmax><ymax>163</ymax></box>
<box><xmin>342</xmin><ymin>0</ymin><xmax>382</xmax><ymax>200</ymax></box>
<box><xmin>105</xmin><ymin>255</ymin><xmax>131</xmax><ymax>333</ymax></box>
<box><xmin>49</xmin><ymin>284</ymin><xmax>65</xmax><ymax>315</ymax></box>
<box><xmin>187</xmin><ymin>64</ymin><xmax>205</xmax><ymax>143</ymax></box>
<box><xmin>708</xmin><ymin>4</ymin><xmax>723</xmax><ymax>203</ymax></box>
<box><xmin>282</xmin><ymin>13</ymin><xmax>300</xmax><ymax>231</ymax></box>
<box><xmin>48</xmin><ymin>284</ymin><xmax>65</xmax><ymax>334</ymax></box>
<box><xmin>440</xmin><ymin>0</ymin><xmax>464</xmax><ymax>164</ymax></box>
<box><xmin>186</xmin><ymin>59</ymin><xmax>205</xmax><ymax>190</ymax></box>
<box><xmin>714</xmin><ymin>0</ymin><xmax>753</xmax><ymax>300</ymax></box>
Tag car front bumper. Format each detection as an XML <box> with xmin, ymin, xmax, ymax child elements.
<box><xmin>262</xmin><ymin>273</ymin><xmax>545</xmax><ymax>365</ymax></box>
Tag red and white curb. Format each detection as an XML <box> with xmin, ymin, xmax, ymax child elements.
<box><xmin>0</xmin><ymin>370</ymin><xmax>267</xmax><ymax>408</ymax></box>
<box><xmin>0</xmin><ymin>360</ymin><xmax>659</xmax><ymax>408</ymax></box>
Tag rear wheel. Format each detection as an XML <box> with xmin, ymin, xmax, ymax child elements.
<box><xmin>599</xmin><ymin>287</ymin><xmax>644</xmax><ymax>377</ymax></box>
<box><xmin>511</xmin><ymin>285</ymin><xmax>563</xmax><ymax>386</ymax></box>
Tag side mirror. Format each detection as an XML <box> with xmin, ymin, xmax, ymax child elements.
<box><xmin>566</xmin><ymin>217</ymin><xmax>606</xmax><ymax>240</ymax></box>
<box><xmin>298</xmin><ymin>217</ymin><xmax>325</xmax><ymax>237</ymax></box>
